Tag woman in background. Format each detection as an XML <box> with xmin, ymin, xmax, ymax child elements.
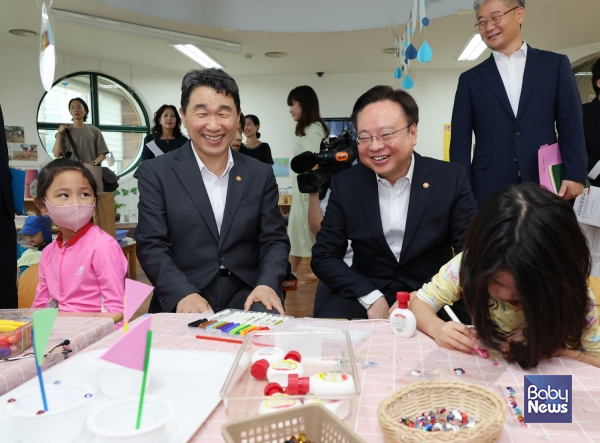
<box><xmin>141</xmin><ymin>104</ymin><xmax>187</xmax><ymax>162</ymax></box>
<box><xmin>53</xmin><ymin>98</ymin><xmax>108</xmax><ymax>166</ymax></box>
<box><xmin>231</xmin><ymin>113</ymin><xmax>245</xmax><ymax>152</ymax></box>
<box><xmin>239</xmin><ymin>114</ymin><xmax>274</xmax><ymax>164</ymax></box>
<box><xmin>287</xmin><ymin>86</ymin><xmax>329</xmax><ymax>276</ymax></box>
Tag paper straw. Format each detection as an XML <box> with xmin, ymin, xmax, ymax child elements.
<box><xmin>135</xmin><ymin>329</ymin><xmax>152</xmax><ymax>430</ymax></box>
<box><xmin>32</xmin><ymin>328</ymin><xmax>48</xmax><ymax>411</ymax></box>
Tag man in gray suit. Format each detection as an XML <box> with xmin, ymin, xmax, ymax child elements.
<box><xmin>136</xmin><ymin>69</ymin><xmax>290</xmax><ymax>314</ymax></box>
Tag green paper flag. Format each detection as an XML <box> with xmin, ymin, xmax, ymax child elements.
<box><xmin>32</xmin><ymin>309</ymin><xmax>58</xmax><ymax>366</ymax></box>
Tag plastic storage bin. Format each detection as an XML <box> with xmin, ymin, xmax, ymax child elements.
<box><xmin>0</xmin><ymin>310</ymin><xmax>36</xmax><ymax>358</ymax></box>
<box><xmin>220</xmin><ymin>330</ymin><xmax>360</xmax><ymax>425</ymax></box>
<box><xmin>222</xmin><ymin>404</ymin><xmax>367</xmax><ymax>443</ymax></box>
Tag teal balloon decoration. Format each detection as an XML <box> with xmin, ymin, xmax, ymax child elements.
<box><xmin>422</xmin><ymin>17</ymin><xmax>430</xmax><ymax>26</ymax></box>
<box><xmin>406</xmin><ymin>44</ymin><xmax>418</xmax><ymax>60</ymax></box>
<box><xmin>402</xmin><ymin>75</ymin><xmax>414</xmax><ymax>89</ymax></box>
<box><xmin>404</xmin><ymin>41</ymin><xmax>408</xmax><ymax>48</ymax></box>
<box><xmin>417</xmin><ymin>41</ymin><xmax>432</xmax><ymax>63</ymax></box>
<box><xmin>394</xmin><ymin>67</ymin><xmax>402</xmax><ymax>79</ymax></box>
<box><xmin>401</xmin><ymin>49</ymin><xmax>405</xmax><ymax>56</ymax></box>
<box><xmin>409</xmin><ymin>28</ymin><xmax>414</xmax><ymax>36</ymax></box>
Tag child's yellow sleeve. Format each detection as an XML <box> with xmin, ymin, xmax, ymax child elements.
<box><xmin>416</xmin><ymin>253</ymin><xmax>463</xmax><ymax>312</ymax></box>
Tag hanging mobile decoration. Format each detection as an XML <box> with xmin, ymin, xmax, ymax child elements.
<box><xmin>61</xmin><ymin>56</ymin><xmax>68</xmax><ymax>87</ymax></box>
<box><xmin>402</xmin><ymin>16</ymin><xmax>414</xmax><ymax>89</ymax></box>
<box><xmin>417</xmin><ymin>0</ymin><xmax>433</xmax><ymax>62</ymax></box>
<box><xmin>39</xmin><ymin>1</ymin><xmax>56</xmax><ymax>92</ymax></box>
<box><xmin>394</xmin><ymin>37</ymin><xmax>402</xmax><ymax>79</ymax></box>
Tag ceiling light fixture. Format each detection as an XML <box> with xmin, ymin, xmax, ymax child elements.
<box><xmin>9</xmin><ymin>29</ymin><xmax>38</xmax><ymax>37</ymax></box>
<box><xmin>172</xmin><ymin>44</ymin><xmax>222</xmax><ymax>69</ymax></box>
<box><xmin>52</xmin><ymin>8</ymin><xmax>241</xmax><ymax>54</ymax></box>
<box><xmin>265</xmin><ymin>52</ymin><xmax>288</xmax><ymax>58</ymax></box>
<box><xmin>457</xmin><ymin>34</ymin><xmax>487</xmax><ymax>61</ymax></box>
<box><xmin>383</xmin><ymin>48</ymin><xmax>397</xmax><ymax>55</ymax></box>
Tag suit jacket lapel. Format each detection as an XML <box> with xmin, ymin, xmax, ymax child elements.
<box><xmin>516</xmin><ymin>46</ymin><xmax>546</xmax><ymax>121</ymax></box>
<box><xmin>172</xmin><ymin>143</ymin><xmax>219</xmax><ymax>242</ymax></box>
<box><xmin>356</xmin><ymin>164</ymin><xmax>397</xmax><ymax>263</ymax></box>
<box><xmin>400</xmin><ymin>153</ymin><xmax>432</xmax><ymax>262</ymax></box>
<box><xmin>478</xmin><ymin>54</ymin><xmax>515</xmax><ymax>119</ymax></box>
<box><xmin>218</xmin><ymin>151</ymin><xmax>249</xmax><ymax>249</ymax></box>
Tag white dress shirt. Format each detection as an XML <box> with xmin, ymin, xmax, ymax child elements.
<box><xmin>191</xmin><ymin>144</ymin><xmax>234</xmax><ymax>234</ymax></box>
<box><xmin>358</xmin><ymin>154</ymin><xmax>415</xmax><ymax>309</ymax></box>
<box><xmin>493</xmin><ymin>41</ymin><xmax>527</xmax><ymax>117</ymax></box>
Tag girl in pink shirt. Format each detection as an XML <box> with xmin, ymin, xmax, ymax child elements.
<box><xmin>32</xmin><ymin>159</ymin><xmax>127</xmax><ymax>325</ymax></box>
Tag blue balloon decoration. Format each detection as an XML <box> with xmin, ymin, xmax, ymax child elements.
<box><xmin>405</xmin><ymin>58</ymin><xmax>409</xmax><ymax>64</ymax></box>
<box><xmin>402</xmin><ymin>75</ymin><xmax>414</xmax><ymax>90</ymax></box>
<box><xmin>404</xmin><ymin>41</ymin><xmax>409</xmax><ymax>48</ymax></box>
<box><xmin>406</xmin><ymin>44</ymin><xmax>418</xmax><ymax>60</ymax></box>
<box><xmin>394</xmin><ymin>67</ymin><xmax>402</xmax><ymax>79</ymax></box>
<box><xmin>61</xmin><ymin>81</ymin><xmax>69</xmax><ymax>86</ymax></box>
<box><xmin>401</xmin><ymin>49</ymin><xmax>405</xmax><ymax>56</ymax></box>
<box><xmin>402</xmin><ymin>66</ymin><xmax>405</xmax><ymax>71</ymax></box>
<box><xmin>409</xmin><ymin>28</ymin><xmax>413</xmax><ymax>36</ymax></box>
<box><xmin>417</xmin><ymin>41</ymin><xmax>433</xmax><ymax>63</ymax></box>
<box><xmin>422</xmin><ymin>17</ymin><xmax>430</xmax><ymax>26</ymax></box>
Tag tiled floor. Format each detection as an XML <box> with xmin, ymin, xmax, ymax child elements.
<box><xmin>131</xmin><ymin>257</ymin><xmax>318</xmax><ymax>320</ymax></box>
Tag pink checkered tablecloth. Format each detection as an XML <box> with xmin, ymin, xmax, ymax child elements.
<box><xmin>0</xmin><ymin>316</ymin><xmax>115</xmax><ymax>395</ymax></box>
<box><xmin>84</xmin><ymin>314</ymin><xmax>600</xmax><ymax>443</ymax></box>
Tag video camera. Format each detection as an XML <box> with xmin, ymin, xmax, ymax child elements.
<box><xmin>290</xmin><ymin>130</ymin><xmax>358</xmax><ymax>198</ymax></box>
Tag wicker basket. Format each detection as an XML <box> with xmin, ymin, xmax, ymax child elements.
<box><xmin>378</xmin><ymin>381</ymin><xmax>506</xmax><ymax>443</ymax></box>
<box><xmin>222</xmin><ymin>404</ymin><xmax>367</xmax><ymax>443</ymax></box>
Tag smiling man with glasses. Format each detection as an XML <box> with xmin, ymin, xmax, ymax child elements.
<box><xmin>450</xmin><ymin>0</ymin><xmax>586</xmax><ymax>206</ymax></box>
<box><xmin>311</xmin><ymin>86</ymin><xmax>477</xmax><ymax>321</ymax></box>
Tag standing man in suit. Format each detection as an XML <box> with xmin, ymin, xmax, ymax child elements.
<box><xmin>450</xmin><ymin>0</ymin><xmax>587</xmax><ymax>206</ymax></box>
<box><xmin>136</xmin><ymin>68</ymin><xmax>290</xmax><ymax>314</ymax></box>
<box><xmin>584</xmin><ymin>58</ymin><xmax>600</xmax><ymax>187</ymax></box>
<box><xmin>311</xmin><ymin>86</ymin><xmax>477</xmax><ymax>321</ymax></box>
<box><xmin>0</xmin><ymin>105</ymin><xmax>18</xmax><ymax>308</ymax></box>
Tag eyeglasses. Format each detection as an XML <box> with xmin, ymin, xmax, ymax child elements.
<box><xmin>357</xmin><ymin>124</ymin><xmax>412</xmax><ymax>147</ymax></box>
<box><xmin>475</xmin><ymin>5</ymin><xmax>519</xmax><ymax>30</ymax></box>
<box><xmin>69</xmin><ymin>105</ymin><xmax>84</xmax><ymax>110</ymax></box>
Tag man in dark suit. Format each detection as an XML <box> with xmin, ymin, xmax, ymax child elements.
<box><xmin>311</xmin><ymin>86</ymin><xmax>477</xmax><ymax>320</ymax></box>
<box><xmin>0</xmin><ymin>105</ymin><xmax>18</xmax><ymax>308</ymax></box>
<box><xmin>584</xmin><ymin>58</ymin><xmax>600</xmax><ymax>187</ymax></box>
<box><xmin>450</xmin><ymin>0</ymin><xmax>587</xmax><ymax>207</ymax></box>
<box><xmin>136</xmin><ymin>69</ymin><xmax>290</xmax><ymax>314</ymax></box>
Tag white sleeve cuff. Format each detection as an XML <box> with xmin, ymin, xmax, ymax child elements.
<box><xmin>416</xmin><ymin>289</ymin><xmax>442</xmax><ymax>313</ymax></box>
<box><xmin>589</xmin><ymin>161</ymin><xmax>600</xmax><ymax>180</ymax></box>
<box><xmin>358</xmin><ymin>290</ymin><xmax>384</xmax><ymax>310</ymax></box>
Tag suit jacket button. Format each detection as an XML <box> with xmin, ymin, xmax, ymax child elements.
<box><xmin>513</xmin><ymin>157</ymin><xmax>518</xmax><ymax>162</ymax></box>
<box><xmin>515</xmin><ymin>131</ymin><xmax>520</xmax><ymax>136</ymax></box>
<box><xmin>219</xmin><ymin>257</ymin><xmax>225</xmax><ymax>263</ymax></box>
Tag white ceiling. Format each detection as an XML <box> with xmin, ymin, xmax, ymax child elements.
<box><xmin>92</xmin><ymin>0</ymin><xmax>475</xmax><ymax>32</ymax></box>
<box><xmin>0</xmin><ymin>0</ymin><xmax>598</xmax><ymax>77</ymax></box>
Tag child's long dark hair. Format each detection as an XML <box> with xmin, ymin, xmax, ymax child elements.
<box><xmin>34</xmin><ymin>158</ymin><xmax>99</xmax><ymax>215</ymax></box>
<box><xmin>461</xmin><ymin>183</ymin><xmax>590</xmax><ymax>369</ymax></box>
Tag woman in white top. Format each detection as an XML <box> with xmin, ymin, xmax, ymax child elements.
<box><xmin>287</xmin><ymin>85</ymin><xmax>329</xmax><ymax>275</ymax></box>
<box><xmin>53</xmin><ymin>98</ymin><xmax>108</xmax><ymax>166</ymax></box>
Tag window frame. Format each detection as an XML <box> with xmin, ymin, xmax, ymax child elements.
<box><xmin>36</xmin><ymin>71</ymin><xmax>150</xmax><ymax>177</ymax></box>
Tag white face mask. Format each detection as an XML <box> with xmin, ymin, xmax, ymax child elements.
<box><xmin>44</xmin><ymin>198</ymin><xmax>96</xmax><ymax>232</ymax></box>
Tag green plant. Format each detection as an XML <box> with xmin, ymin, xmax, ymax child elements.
<box><xmin>113</xmin><ymin>187</ymin><xmax>137</xmax><ymax>214</ymax></box>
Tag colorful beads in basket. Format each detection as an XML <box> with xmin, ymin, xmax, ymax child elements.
<box><xmin>398</xmin><ymin>409</ymin><xmax>477</xmax><ymax>431</ymax></box>
<box><xmin>285</xmin><ymin>433</ymin><xmax>310</xmax><ymax>443</ymax></box>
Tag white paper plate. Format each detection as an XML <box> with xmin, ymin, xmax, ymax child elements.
<box><xmin>0</xmin><ymin>348</ymin><xmax>236</xmax><ymax>443</ymax></box>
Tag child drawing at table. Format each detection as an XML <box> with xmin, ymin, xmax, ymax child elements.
<box><xmin>394</xmin><ymin>183</ymin><xmax>600</xmax><ymax>369</ymax></box>
<box><xmin>32</xmin><ymin>158</ymin><xmax>127</xmax><ymax>324</ymax></box>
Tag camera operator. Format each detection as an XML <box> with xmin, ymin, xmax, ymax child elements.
<box><xmin>311</xmin><ymin>86</ymin><xmax>477</xmax><ymax>320</ymax></box>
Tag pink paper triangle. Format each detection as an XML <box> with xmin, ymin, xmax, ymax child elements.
<box><xmin>124</xmin><ymin>279</ymin><xmax>154</xmax><ymax>323</ymax></box>
<box><xmin>100</xmin><ymin>315</ymin><xmax>152</xmax><ymax>371</ymax></box>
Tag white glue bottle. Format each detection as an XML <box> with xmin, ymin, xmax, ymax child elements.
<box><xmin>285</xmin><ymin>372</ymin><xmax>356</xmax><ymax>395</ymax></box>
<box><xmin>258</xmin><ymin>383</ymin><xmax>302</xmax><ymax>415</ymax></box>
<box><xmin>389</xmin><ymin>292</ymin><xmax>416</xmax><ymax>337</ymax></box>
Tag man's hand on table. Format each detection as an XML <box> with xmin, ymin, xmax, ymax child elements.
<box><xmin>176</xmin><ymin>293</ymin><xmax>212</xmax><ymax>313</ymax></box>
<box><xmin>244</xmin><ymin>285</ymin><xmax>285</xmax><ymax>315</ymax></box>
<box><xmin>367</xmin><ymin>296</ymin><xmax>390</xmax><ymax>319</ymax></box>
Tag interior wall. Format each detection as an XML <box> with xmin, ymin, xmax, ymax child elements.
<box><xmin>1</xmin><ymin>45</ymin><xmax>463</xmax><ymax>190</ymax></box>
